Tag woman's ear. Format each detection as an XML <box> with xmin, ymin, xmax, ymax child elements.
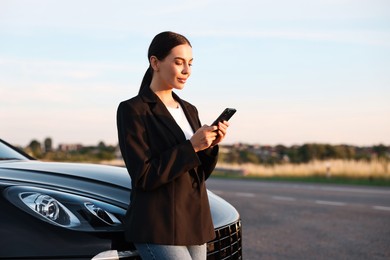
<box><xmin>150</xmin><ymin>56</ymin><xmax>159</xmax><ymax>72</ymax></box>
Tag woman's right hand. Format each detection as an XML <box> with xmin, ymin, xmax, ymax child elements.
<box><xmin>190</xmin><ymin>125</ymin><xmax>218</xmax><ymax>152</ymax></box>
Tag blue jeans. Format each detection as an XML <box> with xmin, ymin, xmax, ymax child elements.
<box><xmin>134</xmin><ymin>243</ymin><xmax>207</xmax><ymax>260</ymax></box>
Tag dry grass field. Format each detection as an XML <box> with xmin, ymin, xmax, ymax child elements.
<box><xmin>216</xmin><ymin>159</ymin><xmax>390</xmax><ymax>179</ymax></box>
<box><xmin>101</xmin><ymin>159</ymin><xmax>390</xmax><ymax>185</ymax></box>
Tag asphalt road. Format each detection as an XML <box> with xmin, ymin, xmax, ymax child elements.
<box><xmin>206</xmin><ymin>178</ymin><xmax>390</xmax><ymax>260</ymax></box>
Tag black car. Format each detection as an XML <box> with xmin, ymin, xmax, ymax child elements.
<box><xmin>0</xmin><ymin>139</ymin><xmax>242</xmax><ymax>259</ymax></box>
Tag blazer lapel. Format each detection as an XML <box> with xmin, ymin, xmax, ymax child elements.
<box><xmin>173</xmin><ymin>92</ymin><xmax>200</xmax><ymax>133</ymax></box>
<box><xmin>140</xmin><ymin>87</ymin><xmax>186</xmax><ymax>143</ymax></box>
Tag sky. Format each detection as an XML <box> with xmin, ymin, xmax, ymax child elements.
<box><xmin>1</xmin><ymin>0</ymin><xmax>389</xmax><ymax>147</ymax></box>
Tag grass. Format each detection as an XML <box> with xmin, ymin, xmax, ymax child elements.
<box><xmin>100</xmin><ymin>159</ymin><xmax>390</xmax><ymax>186</ymax></box>
<box><xmin>213</xmin><ymin>159</ymin><xmax>390</xmax><ymax>187</ymax></box>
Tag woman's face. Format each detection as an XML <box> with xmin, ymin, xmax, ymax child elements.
<box><xmin>154</xmin><ymin>44</ymin><xmax>193</xmax><ymax>90</ymax></box>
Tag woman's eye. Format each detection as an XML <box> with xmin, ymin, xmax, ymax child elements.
<box><xmin>175</xmin><ymin>60</ymin><xmax>192</xmax><ymax>67</ymax></box>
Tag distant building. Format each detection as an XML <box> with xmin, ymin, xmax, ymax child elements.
<box><xmin>57</xmin><ymin>144</ymin><xmax>83</xmax><ymax>152</ymax></box>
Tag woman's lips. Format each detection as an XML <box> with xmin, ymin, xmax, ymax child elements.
<box><xmin>178</xmin><ymin>78</ymin><xmax>187</xmax><ymax>84</ymax></box>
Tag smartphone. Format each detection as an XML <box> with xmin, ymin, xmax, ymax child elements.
<box><xmin>211</xmin><ymin>108</ymin><xmax>237</xmax><ymax>126</ymax></box>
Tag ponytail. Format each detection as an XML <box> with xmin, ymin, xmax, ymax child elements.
<box><xmin>139</xmin><ymin>66</ymin><xmax>152</xmax><ymax>94</ymax></box>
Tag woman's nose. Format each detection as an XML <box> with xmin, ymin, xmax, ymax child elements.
<box><xmin>182</xmin><ymin>63</ymin><xmax>191</xmax><ymax>74</ymax></box>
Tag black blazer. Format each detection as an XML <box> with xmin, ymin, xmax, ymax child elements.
<box><xmin>117</xmin><ymin>86</ymin><xmax>218</xmax><ymax>245</ymax></box>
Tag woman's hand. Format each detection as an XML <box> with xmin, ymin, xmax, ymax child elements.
<box><xmin>210</xmin><ymin>120</ymin><xmax>229</xmax><ymax>147</ymax></box>
<box><xmin>190</xmin><ymin>121</ymin><xmax>230</xmax><ymax>152</ymax></box>
<box><xmin>190</xmin><ymin>125</ymin><xmax>218</xmax><ymax>152</ymax></box>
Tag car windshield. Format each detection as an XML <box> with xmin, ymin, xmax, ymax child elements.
<box><xmin>0</xmin><ymin>140</ymin><xmax>29</xmax><ymax>161</ymax></box>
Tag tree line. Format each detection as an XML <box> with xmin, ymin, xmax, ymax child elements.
<box><xmin>24</xmin><ymin>138</ymin><xmax>116</xmax><ymax>162</ymax></box>
<box><xmin>219</xmin><ymin>143</ymin><xmax>389</xmax><ymax>165</ymax></box>
<box><xmin>23</xmin><ymin>138</ymin><xmax>389</xmax><ymax>165</ymax></box>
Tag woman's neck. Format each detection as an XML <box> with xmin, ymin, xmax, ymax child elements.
<box><xmin>150</xmin><ymin>85</ymin><xmax>178</xmax><ymax>108</ymax></box>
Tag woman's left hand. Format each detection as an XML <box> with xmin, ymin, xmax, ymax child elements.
<box><xmin>211</xmin><ymin>120</ymin><xmax>229</xmax><ymax>146</ymax></box>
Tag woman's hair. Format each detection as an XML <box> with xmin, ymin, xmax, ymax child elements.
<box><xmin>139</xmin><ymin>31</ymin><xmax>192</xmax><ymax>93</ymax></box>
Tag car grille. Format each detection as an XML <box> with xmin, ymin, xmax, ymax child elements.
<box><xmin>207</xmin><ymin>219</ymin><xmax>242</xmax><ymax>260</ymax></box>
<box><xmin>114</xmin><ymin>220</ymin><xmax>242</xmax><ymax>260</ymax></box>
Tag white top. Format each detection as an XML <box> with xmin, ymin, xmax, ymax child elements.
<box><xmin>166</xmin><ymin>104</ymin><xmax>194</xmax><ymax>140</ymax></box>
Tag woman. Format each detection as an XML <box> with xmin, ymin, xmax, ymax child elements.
<box><xmin>117</xmin><ymin>31</ymin><xmax>229</xmax><ymax>260</ymax></box>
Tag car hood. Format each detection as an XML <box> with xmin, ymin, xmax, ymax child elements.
<box><xmin>0</xmin><ymin>160</ymin><xmax>131</xmax><ymax>189</ymax></box>
<box><xmin>0</xmin><ymin>160</ymin><xmax>239</xmax><ymax>228</ymax></box>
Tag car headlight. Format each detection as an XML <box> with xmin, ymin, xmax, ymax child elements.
<box><xmin>20</xmin><ymin>192</ymin><xmax>80</xmax><ymax>227</ymax></box>
<box><xmin>85</xmin><ymin>201</ymin><xmax>122</xmax><ymax>226</ymax></box>
<box><xmin>32</xmin><ymin>194</ymin><xmax>60</xmax><ymax>220</ymax></box>
<box><xmin>4</xmin><ymin>186</ymin><xmax>126</xmax><ymax>231</ymax></box>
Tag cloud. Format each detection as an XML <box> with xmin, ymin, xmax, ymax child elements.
<box><xmin>0</xmin><ymin>57</ymin><xmax>138</xmax><ymax>77</ymax></box>
<box><xmin>2</xmin><ymin>1</ymin><xmax>388</xmax><ymax>32</ymax></box>
<box><xmin>191</xmin><ymin>29</ymin><xmax>390</xmax><ymax>47</ymax></box>
<box><xmin>0</xmin><ymin>56</ymin><xmax>142</xmax><ymax>104</ymax></box>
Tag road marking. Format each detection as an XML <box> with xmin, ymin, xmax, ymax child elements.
<box><xmin>320</xmin><ymin>186</ymin><xmax>390</xmax><ymax>195</ymax></box>
<box><xmin>211</xmin><ymin>188</ymin><xmax>389</xmax><ymax>213</ymax></box>
<box><xmin>373</xmin><ymin>206</ymin><xmax>390</xmax><ymax>211</ymax></box>
<box><xmin>211</xmin><ymin>190</ymin><xmax>224</xmax><ymax>195</ymax></box>
<box><xmin>272</xmin><ymin>196</ymin><xmax>296</xmax><ymax>201</ymax></box>
<box><xmin>235</xmin><ymin>192</ymin><xmax>255</xmax><ymax>198</ymax></box>
<box><xmin>315</xmin><ymin>200</ymin><xmax>346</xmax><ymax>206</ymax></box>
